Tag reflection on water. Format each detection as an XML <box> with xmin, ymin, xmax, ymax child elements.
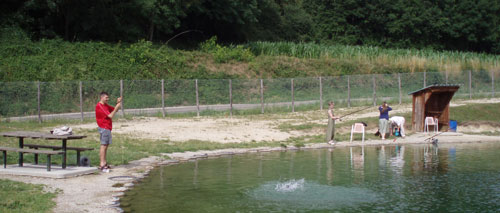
<box><xmin>121</xmin><ymin>142</ymin><xmax>500</xmax><ymax>212</ymax></box>
<box><xmin>390</xmin><ymin>145</ymin><xmax>405</xmax><ymax>174</ymax></box>
<box><xmin>351</xmin><ymin>146</ymin><xmax>365</xmax><ymax>183</ymax></box>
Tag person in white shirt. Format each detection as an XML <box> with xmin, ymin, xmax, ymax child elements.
<box><xmin>389</xmin><ymin>116</ymin><xmax>406</xmax><ymax>138</ymax></box>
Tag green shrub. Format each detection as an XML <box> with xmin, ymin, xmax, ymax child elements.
<box><xmin>200</xmin><ymin>36</ymin><xmax>254</xmax><ymax>63</ymax></box>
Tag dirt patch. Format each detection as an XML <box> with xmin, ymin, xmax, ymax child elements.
<box><xmin>71</xmin><ymin>103</ymin><xmax>431</xmax><ymax>143</ymax></box>
<box><xmin>190</xmin><ymin>54</ymin><xmax>254</xmax><ymax>78</ymax></box>
<box><xmin>76</xmin><ymin>117</ymin><xmax>316</xmax><ymax>143</ymax></box>
<box><xmin>74</xmin><ymin>105</ymin><xmax>411</xmax><ymax>143</ymax></box>
<box><xmin>450</xmin><ymin>98</ymin><xmax>500</xmax><ymax>106</ymax></box>
<box><xmin>458</xmin><ymin>121</ymin><xmax>500</xmax><ymax>133</ymax></box>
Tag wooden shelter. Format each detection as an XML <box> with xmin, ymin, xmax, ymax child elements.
<box><xmin>409</xmin><ymin>84</ymin><xmax>460</xmax><ymax>132</ymax></box>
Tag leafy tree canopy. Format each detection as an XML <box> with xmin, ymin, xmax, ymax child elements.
<box><xmin>1</xmin><ymin>0</ymin><xmax>499</xmax><ymax>53</ymax></box>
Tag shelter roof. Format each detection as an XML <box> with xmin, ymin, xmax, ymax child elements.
<box><xmin>408</xmin><ymin>84</ymin><xmax>461</xmax><ymax>95</ymax></box>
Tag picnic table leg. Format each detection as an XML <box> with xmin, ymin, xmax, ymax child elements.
<box><xmin>62</xmin><ymin>139</ymin><xmax>67</xmax><ymax>169</ymax></box>
<box><xmin>18</xmin><ymin>137</ymin><xmax>24</xmax><ymax>167</ymax></box>
<box><xmin>3</xmin><ymin>151</ymin><xmax>6</xmax><ymax>168</ymax></box>
<box><xmin>77</xmin><ymin>151</ymin><xmax>81</xmax><ymax>166</ymax></box>
<box><xmin>34</xmin><ymin>147</ymin><xmax>39</xmax><ymax>165</ymax></box>
<box><xmin>47</xmin><ymin>155</ymin><xmax>51</xmax><ymax>172</ymax></box>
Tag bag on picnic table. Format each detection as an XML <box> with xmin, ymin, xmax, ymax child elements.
<box><xmin>52</xmin><ymin>126</ymin><xmax>73</xmax><ymax>136</ymax></box>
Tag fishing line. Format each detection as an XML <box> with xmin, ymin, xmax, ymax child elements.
<box><xmin>337</xmin><ymin>106</ymin><xmax>372</xmax><ymax>120</ymax></box>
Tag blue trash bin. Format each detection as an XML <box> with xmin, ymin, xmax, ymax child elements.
<box><xmin>449</xmin><ymin>120</ymin><xmax>457</xmax><ymax>132</ymax></box>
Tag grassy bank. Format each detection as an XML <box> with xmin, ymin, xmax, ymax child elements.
<box><xmin>449</xmin><ymin>103</ymin><xmax>500</xmax><ymax>123</ymax></box>
<box><xmin>0</xmin><ymin>179</ymin><xmax>57</xmax><ymax>212</ymax></box>
<box><xmin>1</xmin><ymin>36</ymin><xmax>499</xmax><ymax>82</ymax></box>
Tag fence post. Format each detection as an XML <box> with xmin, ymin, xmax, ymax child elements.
<box><xmin>372</xmin><ymin>75</ymin><xmax>376</xmax><ymax>106</ymax></box>
<box><xmin>319</xmin><ymin>77</ymin><xmax>323</xmax><ymax>110</ymax></box>
<box><xmin>398</xmin><ymin>73</ymin><xmax>402</xmax><ymax>105</ymax></box>
<box><xmin>120</xmin><ymin>80</ymin><xmax>124</xmax><ymax>117</ymax></box>
<box><xmin>37</xmin><ymin>81</ymin><xmax>41</xmax><ymax>123</ymax></box>
<box><xmin>492</xmin><ymin>70</ymin><xmax>495</xmax><ymax>97</ymax></box>
<box><xmin>161</xmin><ymin>79</ymin><xmax>165</xmax><ymax>117</ymax></box>
<box><xmin>469</xmin><ymin>70</ymin><xmax>472</xmax><ymax>99</ymax></box>
<box><xmin>291</xmin><ymin>78</ymin><xmax>295</xmax><ymax>113</ymax></box>
<box><xmin>229</xmin><ymin>79</ymin><xmax>233</xmax><ymax>117</ymax></box>
<box><xmin>79</xmin><ymin>81</ymin><xmax>83</xmax><ymax>122</ymax></box>
<box><xmin>195</xmin><ymin>79</ymin><xmax>200</xmax><ymax>117</ymax></box>
<box><xmin>347</xmin><ymin>76</ymin><xmax>351</xmax><ymax>108</ymax></box>
<box><xmin>260</xmin><ymin>79</ymin><xmax>264</xmax><ymax>114</ymax></box>
<box><xmin>423</xmin><ymin>71</ymin><xmax>426</xmax><ymax>87</ymax></box>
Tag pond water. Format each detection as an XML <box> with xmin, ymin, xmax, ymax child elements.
<box><xmin>120</xmin><ymin>143</ymin><xmax>500</xmax><ymax>212</ymax></box>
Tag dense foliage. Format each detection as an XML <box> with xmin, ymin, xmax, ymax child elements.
<box><xmin>1</xmin><ymin>27</ymin><xmax>499</xmax><ymax>83</ymax></box>
<box><xmin>1</xmin><ymin>0</ymin><xmax>500</xmax><ymax>53</ymax></box>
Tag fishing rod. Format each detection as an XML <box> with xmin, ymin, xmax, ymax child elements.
<box><xmin>337</xmin><ymin>106</ymin><xmax>372</xmax><ymax>120</ymax></box>
<box><xmin>165</xmin><ymin>30</ymin><xmax>203</xmax><ymax>45</ymax></box>
<box><xmin>424</xmin><ymin>131</ymin><xmax>445</xmax><ymax>142</ymax></box>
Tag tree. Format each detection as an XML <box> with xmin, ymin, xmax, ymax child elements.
<box><xmin>136</xmin><ymin>0</ymin><xmax>188</xmax><ymax>41</ymax></box>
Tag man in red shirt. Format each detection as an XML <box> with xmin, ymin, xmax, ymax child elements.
<box><xmin>95</xmin><ymin>92</ymin><xmax>122</xmax><ymax>172</ymax></box>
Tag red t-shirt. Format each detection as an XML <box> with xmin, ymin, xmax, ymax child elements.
<box><xmin>95</xmin><ymin>102</ymin><xmax>115</xmax><ymax>130</ymax></box>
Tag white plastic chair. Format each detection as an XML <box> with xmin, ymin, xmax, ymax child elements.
<box><xmin>424</xmin><ymin>117</ymin><xmax>438</xmax><ymax>133</ymax></box>
<box><xmin>350</xmin><ymin>123</ymin><xmax>365</xmax><ymax>142</ymax></box>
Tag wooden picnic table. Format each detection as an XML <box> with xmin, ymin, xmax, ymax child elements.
<box><xmin>0</xmin><ymin>131</ymin><xmax>86</xmax><ymax>169</ymax></box>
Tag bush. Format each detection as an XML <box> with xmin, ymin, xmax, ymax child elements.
<box><xmin>200</xmin><ymin>36</ymin><xmax>254</xmax><ymax>63</ymax></box>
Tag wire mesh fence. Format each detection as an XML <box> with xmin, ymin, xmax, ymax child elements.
<box><xmin>322</xmin><ymin>75</ymin><xmax>348</xmax><ymax>108</ymax></box>
<box><xmin>0</xmin><ymin>81</ymin><xmax>38</xmax><ymax>117</ymax></box>
<box><xmin>0</xmin><ymin>71</ymin><xmax>497</xmax><ymax>122</ymax></box>
<box><xmin>494</xmin><ymin>70</ymin><xmax>500</xmax><ymax>96</ymax></box>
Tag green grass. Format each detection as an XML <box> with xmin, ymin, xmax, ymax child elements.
<box><xmin>248</xmin><ymin>41</ymin><xmax>500</xmax><ymax>72</ymax></box>
<box><xmin>449</xmin><ymin>103</ymin><xmax>500</xmax><ymax>123</ymax></box>
<box><xmin>248</xmin><ymin>41</ymin><xmax>500</xmax><ymax>61</ymax></box>
<box><xmin>278</xmin><ymin>122</ymin><xmax>324</xmax><ymax>132</ymax></box>
<box><xmin>279</xmin><ymin>132</ymin><xmax>385</xmax><ymax>144</ymax></box>
<box><xmin>2</xmin><ymin>38</ymin><xmax>499</xmax><ymax>82</ymax></box>
<box><xmin>0</xmin><ymin>179</ymin><xmax>57</xmax><ymax>213</ymax></box>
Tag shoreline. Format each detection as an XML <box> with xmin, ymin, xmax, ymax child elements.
<box><xmin>1</xmin><ymin>132</ymin><xmax>499</xmax><ymax>212</ymax></box>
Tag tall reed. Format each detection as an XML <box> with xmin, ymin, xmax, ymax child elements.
<box><xmin>247</xmin><ymin>41</ymin><xmax>500</xmax><ymax>73</ymax></box>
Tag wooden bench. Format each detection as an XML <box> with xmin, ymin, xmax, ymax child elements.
<box><xmin>0</xmin><ymin>131</ymin><xmax>87</xmax><ymax>169</ymax></box>
<box><xmin>23</xmin><ymin>144</ymin><xmax>94</xmax><ymax>166</ymax></box>
<box><xmin>0</xmin><ymin>147</ymin><xmax>63</xmax><ymax>171</ymax></box>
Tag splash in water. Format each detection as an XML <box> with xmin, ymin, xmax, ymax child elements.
<box><xmin>248</xmin><ymin>179</ymin><xmax>380</xmax><ymax>211</ymax></box>
<box><xmin>274</xmin><ymin>178</ymin><xmax>305</xmax><ymax>192</ymax></box>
